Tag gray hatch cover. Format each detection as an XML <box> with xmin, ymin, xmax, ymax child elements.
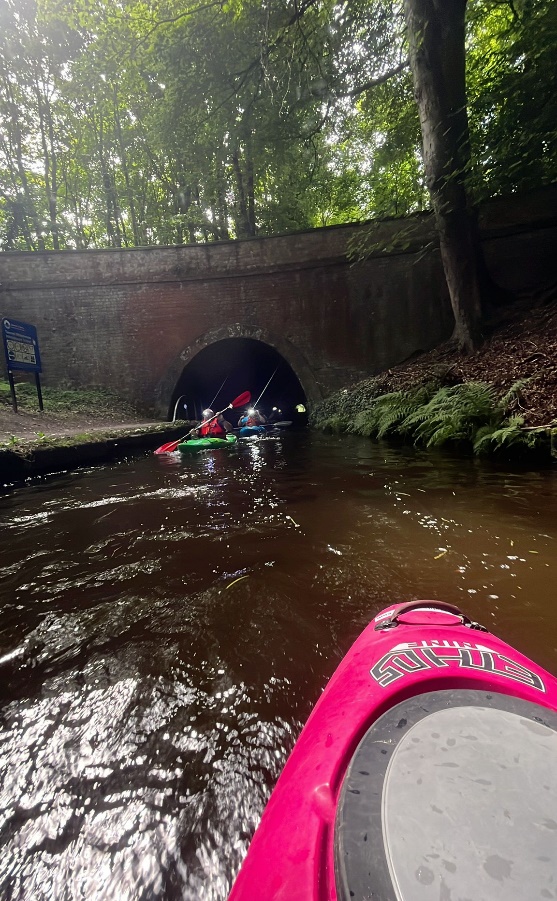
<box><xmin>335</xmin><ymin>689</ymin><xmax>557</xmax><ymax>901</ymax></box>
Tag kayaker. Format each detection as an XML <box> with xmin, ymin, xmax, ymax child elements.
<box><xmin>195</xmin><ymin>409</ymin><xmax>232</xmax><ymax>438</ymax></box>
<box><xmin>238</xmin><ymin>408</ymin><xmax>267</xmax><ymax>427</ymax></box>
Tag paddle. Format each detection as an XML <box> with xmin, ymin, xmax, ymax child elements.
<box><xmin>253</xmin><ymin>367</ymin><xmax>278</xmax><ymax>409</ymax></box>
<box><xmin>154</xmin><ymin>391</ymin><xmax>251</xmax><ymax>454</ymax></box>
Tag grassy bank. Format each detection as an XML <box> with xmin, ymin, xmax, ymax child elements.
<box><xmin>0</xmin><ymin>381</ymin><xmax>192</xmax><ymax>484</ymax></box>
<box><xmin>0</xmin><ymin>380</ymin><xmax>140</xmax><ymax>418</ymax></box>
<box><xmin>0</xmin><ymin>380</ymin><xmax>177</xmax><ymax>455</ymax></box>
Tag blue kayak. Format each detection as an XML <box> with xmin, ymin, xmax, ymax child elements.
<box><xmin>239</xmin><ymin>425</ymin><xmax>266</xmax><ymax>437</ymax></box>
<box><xmin>238</xmin><ymin>421</ymin><xmax>292</xmax><ymax>437</ymax></box>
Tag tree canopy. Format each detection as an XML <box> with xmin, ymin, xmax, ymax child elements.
<box><xmin>0</xmin><ymin>0</ymin><xmax>554</xmax><ymax>251</ymax></box>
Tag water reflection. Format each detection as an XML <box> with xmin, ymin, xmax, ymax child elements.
<box><xmin>0</xmin><ymin>673</ymin><xmax>292</xmax><ymax>900</ymax></box>
<box><xmin>0</xmin><ymin>433</ymin><xmax>556</xmax><ymax>898</ymax></box>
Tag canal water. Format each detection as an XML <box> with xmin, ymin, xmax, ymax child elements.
<box><xmin>0</xmin><ymin>431</ymin><xmax>555</xmax><ymax>900</ymax></box>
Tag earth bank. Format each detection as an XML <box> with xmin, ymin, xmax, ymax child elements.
<box><xmin>310</xmin><ymin>299</ymin><xmax>557</xmax><ymax>462</ymax></box>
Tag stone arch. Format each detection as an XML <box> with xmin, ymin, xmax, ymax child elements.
<box><xmin>155</xmin><ymin>323</ymin><xmax>322</xmax><ymax>418</ymax></box>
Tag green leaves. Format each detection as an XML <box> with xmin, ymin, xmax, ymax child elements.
<box><xmin>313</xmin><ymin>378</ymin><xmax>550</xmax><ymax>459</ymax></box>
<box><xmin>466</xmin><ymin>0</ymin><xmax>557</xmax><ymax>199</ymax></box>
<box><xmin>0</xmin><ymin>0</ymin><xmax>553</xmax><ymax>249</ymax></box>
<box><xmin>402</xmin><ymin>383</ymin><xmax>498</xmax><ymax>447</ymax></box>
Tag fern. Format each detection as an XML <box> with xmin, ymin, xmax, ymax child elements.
<box><xmin>402</xmin><ymin>383</ymin><xmax>499</xmax><ymax>448</ymax></box>
<box><xmin>376</xmin><ymin>402</ymin><xmax>419</xmax><ymax>438</ymax></box>
<box><xmin>473</xmin><ymin>415</ymin><xmax>542</xmax><ymax>455</ymax></box>
<box><xmin>375</xmin><ymin>385</ymin><xmax>435</xmax><ymax>438</ymax></box>
<box><xmin>347</xmin><ymin>385</ymin><xmax>436</xmax><ymax>439</ymax></box>
<box><xmin>314</xmin><ymin>377</ymin><xmax>551</xmax><ymax>461</ymax></box>
<box><xmin>497</xmin><ymin>379</ymin><xmax>531</xmax><ymax>414</ymax></box>
<box><xmin>320</xmin><ymin>415</ymin><xmax>349</xmax><ymax>434</ymax></box>
<box><xmin>348</xmin><ymin>392</ymin><xmax>405</xmax><ymax>437</ymax></box>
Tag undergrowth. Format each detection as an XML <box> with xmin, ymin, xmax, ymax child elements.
<box><xmin>313</xmin><ymin>379</ymin><xmax>554</xmax><ymax>460</ymax></box>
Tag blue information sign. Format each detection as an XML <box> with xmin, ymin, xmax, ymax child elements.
<box><xmin>2</xmin><ymin>318</ymin><xmax>42</xmax><ymax>373</ymax></box>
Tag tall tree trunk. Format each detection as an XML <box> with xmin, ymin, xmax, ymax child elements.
<box><xmin>5</xmin><ymin>81</ymin><xmax>44</xmax><ymax>249</ymax></box>
<box><xmin>176</xmin><ymin>182</ymin><xmax>192</xmax><ymax>243</ymax></box>
<box><xmin>114</xmin><ymin>93</ymin><xmax>140</xmax><ymax>246</ymax></box>
<box><xmin>45</xmin><ymin>94</ymin><xmax>60</xmax><ymax>250</ymax></box>
<box><xmin>215</xmin><ymin>150</ymin><xmax>230</xmax><ymax>239</ymax></box>
<box><xmin>34</xmin><ymin>69</ymin><xmax>60</xmax><ymax>250</ymax></box>
<box><xmin>195</xmin><ymin>185</ymin><xmax>209</xmax><ymax>242</ymax></box>
<box><xmin>97</xmin><ymin>114</ymin><xmax>122</xmax><ymax>248</ymax></box>
<box><xmin>245</xmin><ymin>134</ymin><xmax>255</xmax><ymax>237</ymax></box>
<box><xmin>232</xmin><ymin>148</ymin><xmax>250</xmax><ymax>238</ymax></box>
<box><xmin>64</xmin><ymin>173</ymin><xmax>87</xmax><ymax>248</ymax></box>
<box><xmin>403</xmin><ymin>0</ymin><xmax>483</xmax><ymax>352</ymax></box>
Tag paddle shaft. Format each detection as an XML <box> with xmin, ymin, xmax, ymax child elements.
<box><xmin>254</xmin><ymin>367</ymin><xmax>278</xmax><ymax>409</ymax></box>
<box><xmin>208</xmin><ymin>374</ymin><xmax>229</xmax><ymax>409</ymax></box>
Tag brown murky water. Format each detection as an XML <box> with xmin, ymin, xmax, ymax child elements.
<box><xmin>0</xmin><ymin>432</ymin><xmax>556</xmax><ymax>899</ymax></box>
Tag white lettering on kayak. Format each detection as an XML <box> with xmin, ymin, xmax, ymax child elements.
<box><xmin>370</xmin><ymin>643</ymin><xmax>546</xmax><ymax>692</ymax></box>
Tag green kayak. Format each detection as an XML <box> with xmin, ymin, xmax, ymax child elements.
<box><xmin>177</xmin><ymin>434</ymin><xmax>238</xmax><ymax>453</ymax></box>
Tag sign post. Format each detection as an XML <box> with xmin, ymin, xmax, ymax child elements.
<box><xmin>1</xmin><ymin>318</ymin><xmax>43</xmax><ymax>413</ymax></box>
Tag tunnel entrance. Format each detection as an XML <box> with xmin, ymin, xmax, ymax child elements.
<box><xmin>168</xmin><ymin>338</ymin><xmax>308</xmax><ymax>426</ymax></box>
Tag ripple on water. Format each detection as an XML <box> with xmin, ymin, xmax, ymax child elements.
<box><xmin>0</xmin><ymin>673</ymin><xmax>294</xmax><ymax>901</ymax></box>
<box><xmin>0</xmin><ymin>434</ymin><xmax>556</xmax><ymax>898</ymax></box>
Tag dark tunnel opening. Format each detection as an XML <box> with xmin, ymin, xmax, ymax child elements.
<box><xmin>167</xmin><ymin>338</ymin><xmax>308</xmax><ymax>427</ymax></box>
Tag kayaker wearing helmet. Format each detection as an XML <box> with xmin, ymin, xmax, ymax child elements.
<box><xmin>195</xmin><ymin>409</ymin><xmax>232</xmax><ymax>438</ymax></box>
<box><xmin>238</xmin><ymin>407</ymin><xmax>267</xmax><ymax>427</ymax></box>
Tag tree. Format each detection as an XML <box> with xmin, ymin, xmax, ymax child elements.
<box><xmin>403</xmin><ymin>0</ymin><xmax>484</xmax><ymax>352</ymax></box>
<box><xmin>466</xmin><ymin>0</ymin><xmax>557</xmax><ymax>199</ymax></box>
<box><xmin>0</xmin><ymin>0</ymin><xmax>552</xmax><ymax>269</ymax></box>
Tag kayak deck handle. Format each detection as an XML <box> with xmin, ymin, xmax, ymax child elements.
<box><xmin>375</xmin><ymin>600</ymin><xmax>487</xmax><ymax>632</ymax></box>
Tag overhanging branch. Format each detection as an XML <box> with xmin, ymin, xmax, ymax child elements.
<box><xmin>346</xmin><ymin>61</ymin><xmax>409</xmax><ymax>98</ymax></box>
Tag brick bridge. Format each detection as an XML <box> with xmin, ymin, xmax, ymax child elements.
<box><xmin>1</xmin><ymin>187</ymin><xmax>555</xmax><ymax>419</ymax></box>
